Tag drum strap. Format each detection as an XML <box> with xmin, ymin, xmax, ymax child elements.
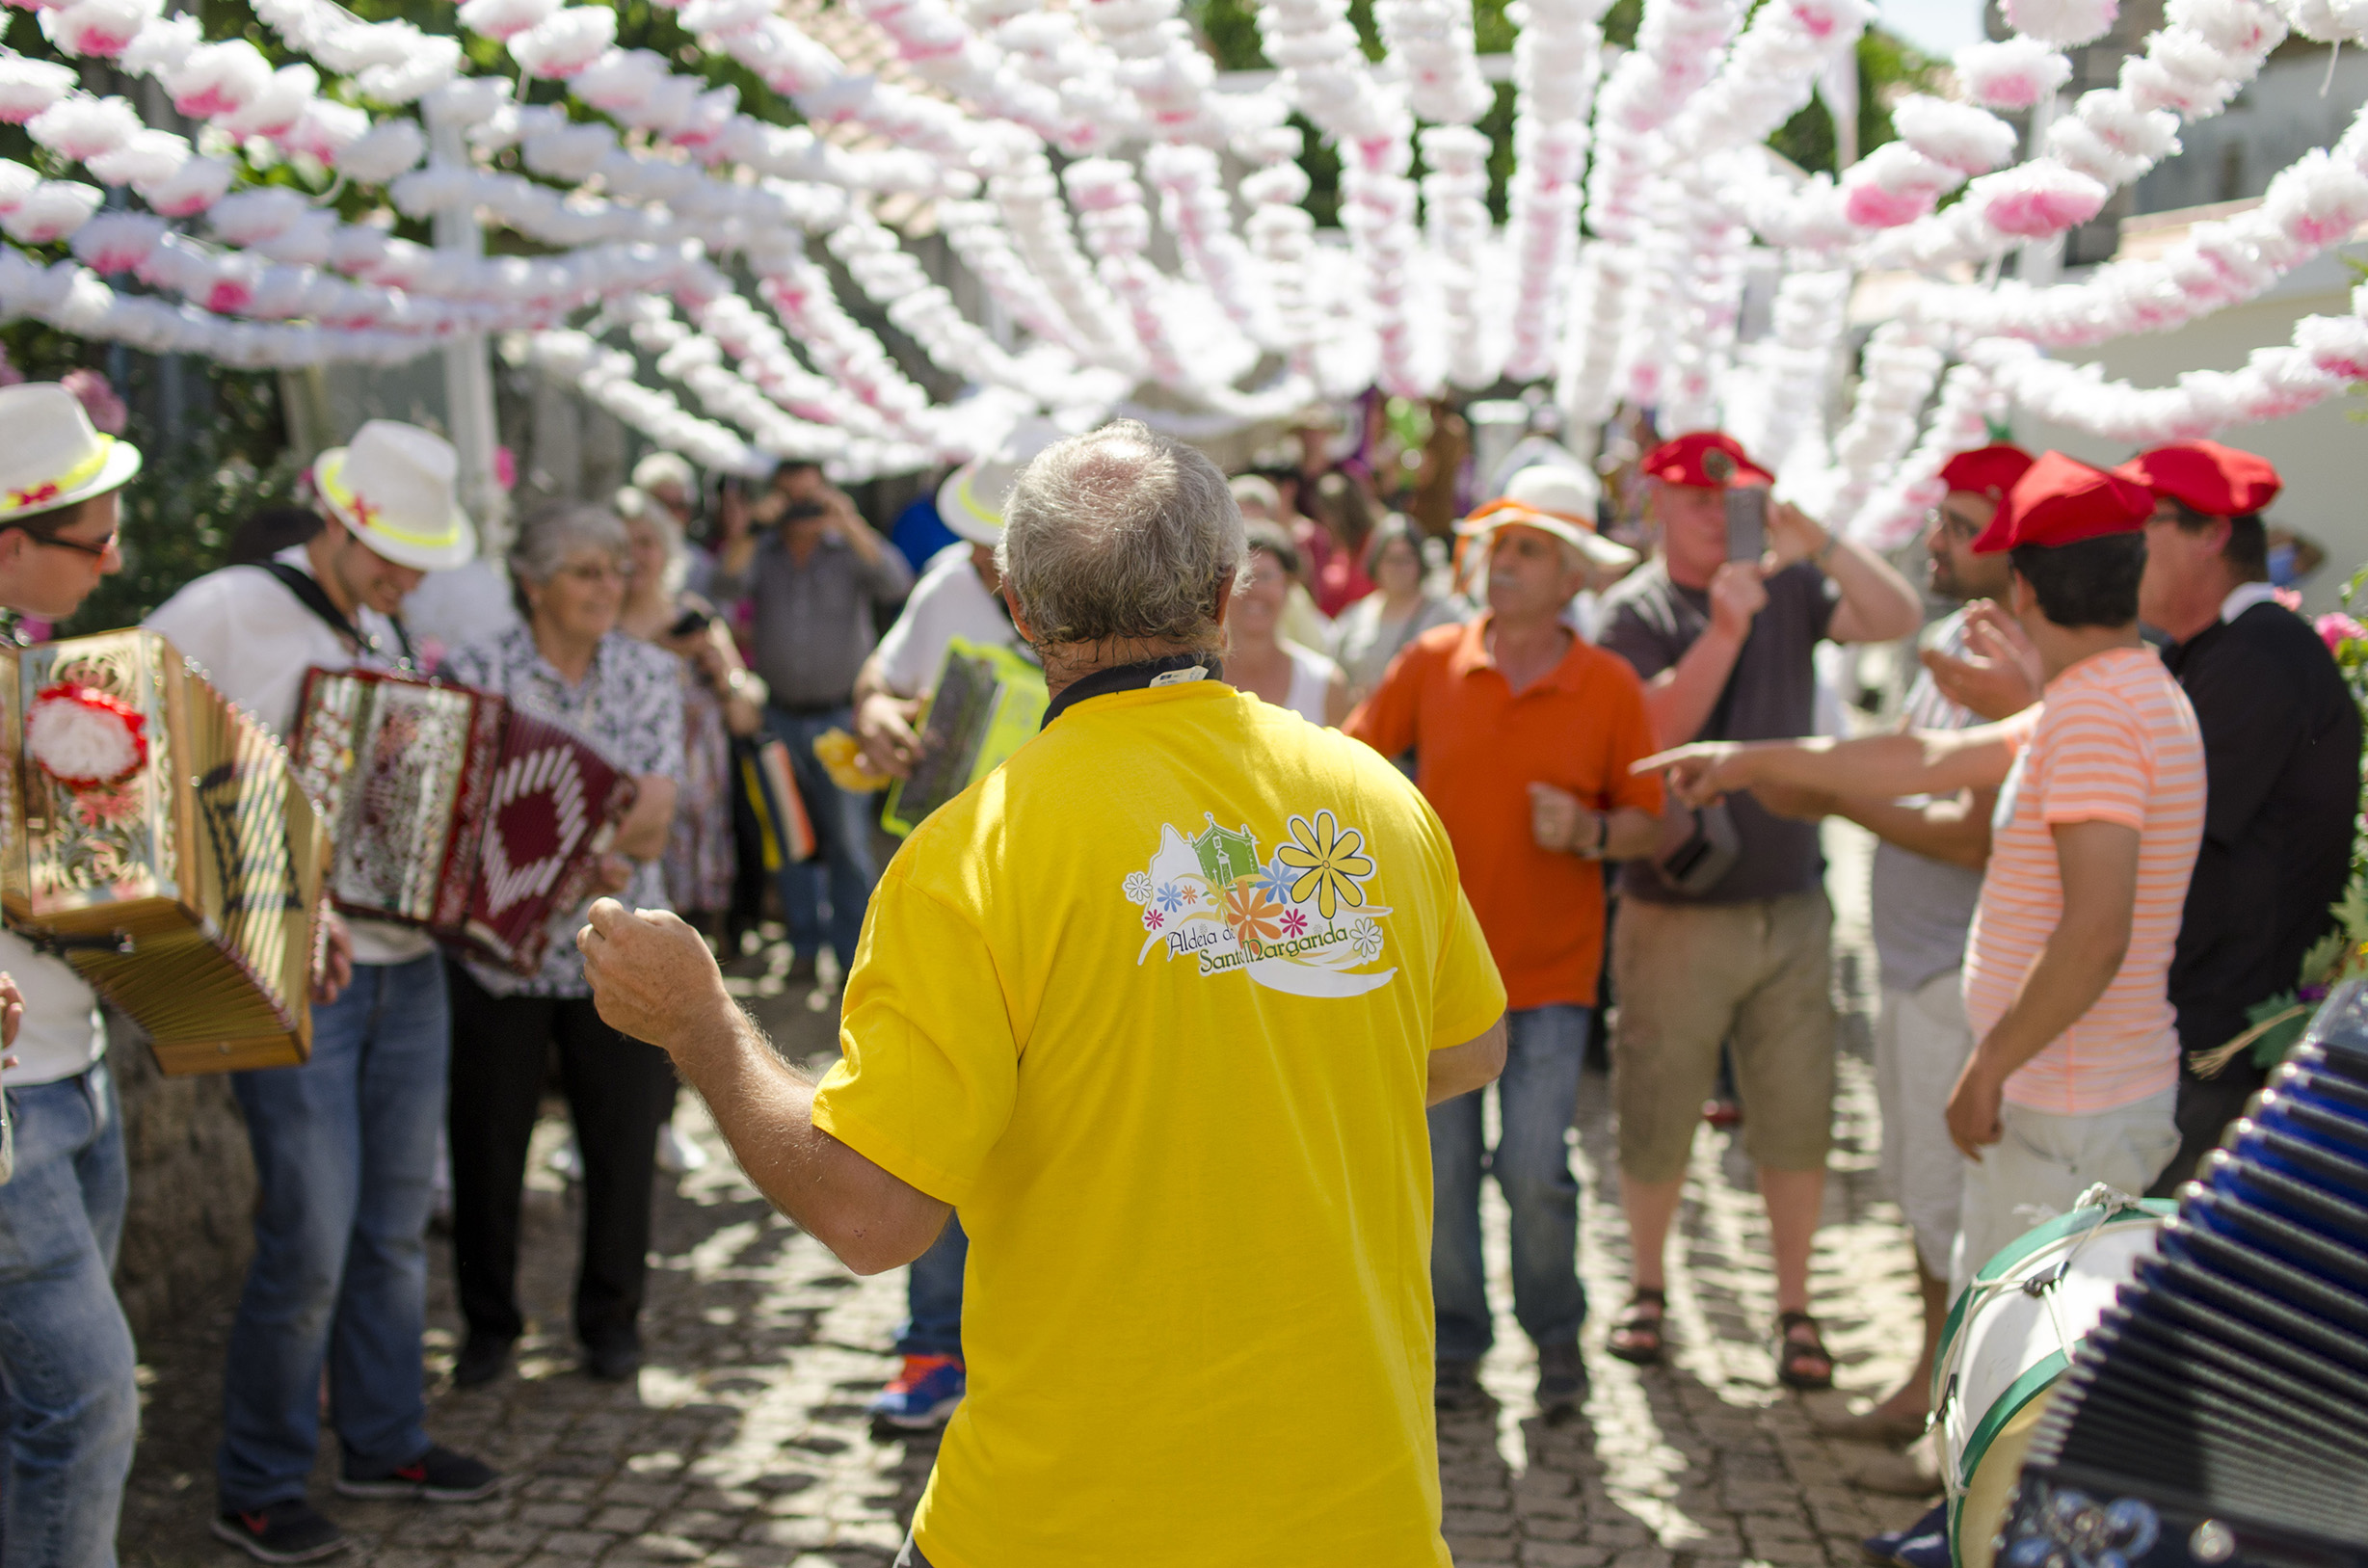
<box><xmin>262</xmin><ymin>563</ymin><xmax>417</xmax><ymax>670</ymax></box>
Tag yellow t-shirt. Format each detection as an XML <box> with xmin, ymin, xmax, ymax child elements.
<box><xmin>812</xmin><ymin>678</ymin><xmax>1505</xmax><ymax>1568</ymax></box>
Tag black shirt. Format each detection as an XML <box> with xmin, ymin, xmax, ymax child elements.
<box><xmin>1600</xmin><ymin>559</ymin><xmax>1839</xmax><ymax>904</ymax></box>
<box><xmin>2161</xmin><ymin>598</ymin><xmax>2361</xmax><ymax>1058</ymax></box>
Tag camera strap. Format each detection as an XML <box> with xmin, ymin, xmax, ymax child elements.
<box><xmin>263</xmin><ymin>562</ymin><xmax>416</xmax><ymax>670</ymax></box>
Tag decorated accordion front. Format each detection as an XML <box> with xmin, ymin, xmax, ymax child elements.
<box><xmin>0</xmin><ymin>630</ymin><xmax>329</xmax><ymax>1075</ymax></box>
<box><xmin>289</xmin><ymin>667</ymin><xmax>637</xmax><ymax>974</ymax></box>
<box><xmin>1999</xmin><ymin>982</ymin><xmax>2368</xmax><ymax>1568</ymax></box>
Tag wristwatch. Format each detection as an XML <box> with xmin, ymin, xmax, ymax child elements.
<box><xmin>1575</xmin><ymin>810</ymin><xmax>1608</xmax><ymax>860</ymax></box>
<box><xmin>1810</xmin><ymin>529</ymin><xmax>1841</xmax><ymax>570</ymax></box>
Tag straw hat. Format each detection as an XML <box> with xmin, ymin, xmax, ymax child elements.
<box><xmin>311</xmin><ymin>420</ymin><xmax>477</xmax><ymax>571</ymax></box>
<box><xmin>1457</xmin><ymin>465</ymin><xmax>1638</xmax><ymax>574</ymax></box>
<box><xmin>0</xmin><ymin>383</ymin><xmax>143</xmax><ymax>521</ymax></box>
<box><xmin>937</xmin><ymin>419</ymin><xmax>1062</xmax><ymax>545</ymax></box>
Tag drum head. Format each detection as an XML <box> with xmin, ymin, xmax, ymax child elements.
<box><xmin>1952</xmin><ymin>1381</ymin><xmax>2054</xmax><ymax>1568</ymax></box>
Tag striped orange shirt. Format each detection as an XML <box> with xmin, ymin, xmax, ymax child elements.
<box><xmin>1963</xmin><ymin>646</ymin><xmax>2206</xmax><ymax>1115</ymax></box>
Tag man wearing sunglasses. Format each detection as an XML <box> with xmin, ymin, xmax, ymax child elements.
<box><xmin>0</xmin><ymin>382</ymin><xmax>139</xmax><ymax>1568</ymax></box>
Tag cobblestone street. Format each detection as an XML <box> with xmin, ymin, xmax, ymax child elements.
<box><xmin>120</xmin><ymin>827</ymin><xmax>1940</xmax><ymax>1567</ymax></box>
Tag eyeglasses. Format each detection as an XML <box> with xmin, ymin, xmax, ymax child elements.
<box><xmin>28</xmin><ymin>529</ymin><xmax>118</xmax><ymax>560</ymax></box>
<box><xmin>1926</xmin><ymin>508</ymin><xmax>1986</xmax><ymax>545</ymax></box>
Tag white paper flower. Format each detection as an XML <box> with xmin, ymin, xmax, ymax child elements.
<box><xmin>28</xmin><ymin>683</ymin><xmax>147</xmax><ymax>790</ymax></box>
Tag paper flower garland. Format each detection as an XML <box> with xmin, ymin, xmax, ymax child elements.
<box><xmin>27</xmin><ymin>681</ymin><xmax>147</xmax><ymax>790</ymax></box>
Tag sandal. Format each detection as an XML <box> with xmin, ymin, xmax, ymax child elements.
<box><xmin>1776</xmin><ymin>1310</ymin><xmax>1835</xmax><ymax>1392</ymax></box>
<box><xmin>1606</xmin><ymin>1288</ymin><xmax>1667</xmax><ymax>1366</ymax></box>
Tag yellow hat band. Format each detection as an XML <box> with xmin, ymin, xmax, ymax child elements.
<box><xmin>317</xmin><ymin>453</ymin><xmax>464</xmax><ymax>550</ymax></box>
<box><xmin>0</xmin><ymin>440</ymin><xmax>115</xmax><ymax>518</ymax></box>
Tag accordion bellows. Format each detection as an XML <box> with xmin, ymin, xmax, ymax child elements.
<box><xmin>2002</xmin><ymin>982</ymin><xmax>2368</xmax><ymax>1567</ymax></box>
<box><xmin>290</xmin><ymin>666</ymin><xmax>636</xmax><ymax>974</ymax></box>
<box><xmin>0</xmin><ymin>630</ymin><xmax>327</xmax><ymax>1074</ymax></box>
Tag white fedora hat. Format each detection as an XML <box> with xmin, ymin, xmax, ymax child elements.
<box><xmin>311</xmin><ymin>420</ymin><xmax>477</xmax><ymax>571</ymax></box>
<box><xmin>1457</xmin><ymin>464</ymin><xmax>1637</xmax><ymax>574</ymax></box>
<box><xmin>0</xmin><ymin>383</ymin><xmax>142</xmax><ymax>521</ymax></box>
<box><xmin>938</xmin><ymin>418</ymin><xmax>1064</xmax><ymax>546</ymax></box>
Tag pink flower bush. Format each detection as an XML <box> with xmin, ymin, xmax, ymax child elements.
<box><xmin>60</xmin><ymin>368</ymin><xmax>125</xmax><ymax>435</ymax></box>
<box><xmin>2317</xmin><ymin>613</ymin><xmax>2365</xmax><ymax>653</ymax></box>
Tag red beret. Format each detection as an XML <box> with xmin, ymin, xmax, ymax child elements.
<box><xmin>1938</xmin><ymin>443</ymin><xmax>2035</xmax><ymax>501</ymax></box>
<box><xmin>2111</xmin><ymin>439</ymin><xmax>2281</xmax><ymax>518</ymax></box>
<box><xmin>1639</xmin><ymin>431</ymin><xmax>1772</xmax><ymax>489</ymax></box>
<box><xmin>1971</xmin><ymin>450</ymin><xmax>2155</xmax><ymax>554</ymax></box>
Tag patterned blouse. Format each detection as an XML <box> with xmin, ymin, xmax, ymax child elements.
<box><xmin>443</xmin><ymin>625</ymin><xmax>685</xmax><ymax>997</ymax></box>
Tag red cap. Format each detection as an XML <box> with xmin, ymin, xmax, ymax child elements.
<box><xmin>1938</xmin><ymin>443</ymin><xmax>2035</xmax><ymax>502</ymax></box>
<box><xmin>1971</xmin><ymin>450</ymin><xmax>2155</xmax><ymax>554</ymax></box>
<box><xmin>1639</xmin><ymin>431</ymin><xmax>1772</xmax><ymax>489</ymax></box>
<box><xmin>2112</xmin><ymin>439</ymin><xmax>2281</xmax><ymax>518</ymax></box>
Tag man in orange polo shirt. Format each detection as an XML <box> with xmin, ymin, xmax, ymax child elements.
<box><xmin>1346</xmin><ymin>467</ymin><xmax>1663</xmax><ymax>1414</ymax></box>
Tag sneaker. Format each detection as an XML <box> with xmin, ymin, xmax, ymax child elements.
<box><xmin>1434</xmin><ymin>1356</ymin><xmax>1483</xmax><ymax>1412</ymax></box>
<box><xmin>1535</xmin><ymin>1342</ymin><xmax>1588</xmax><ymax>1415</ymax></box>
<box><xmin>211</xmin><ymin>1501</ymin><xmax>348</xmax><ymax>1563</ymax></box>
<box><xmin>335</xmin><ymin>1445</ymin><xmax>502</xmax><ymax>1502</ymax></box>
<box><xmin>655</xmin><ymin>1121</ymin><xmax>708</xmax><ymax>1175</ymax></box>
<box><xmin>868</xmin><ymin>1354</ymin><xmax>966</xmax><ymax>1429</ymax></box>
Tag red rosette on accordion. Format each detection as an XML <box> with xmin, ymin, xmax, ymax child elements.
<box><xmin>460</xmin><ymin>705</ymin><xmax>638</xmax><ymax>974</ymax></box>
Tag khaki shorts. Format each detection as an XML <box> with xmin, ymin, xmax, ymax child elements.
<box><xmin>1951</xmin><ymin>1085</ymin><xmax>2179</xmax><ymax>1294</ymax></box>
<box><xmin>1610</xmin><ymin>890</ymin><xmax>1837</xmax><ymax>1183</ymax></box>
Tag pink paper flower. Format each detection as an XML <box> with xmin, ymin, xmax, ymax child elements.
<box><xmin>60</xmin><ymin>368</ymin><xmax>125</xmax><ymax>434</ymax></box>
<box><xmin>2317</xmin><ymin>613</ymin><xmax>2364</xmax><ymax>652</ymax></box>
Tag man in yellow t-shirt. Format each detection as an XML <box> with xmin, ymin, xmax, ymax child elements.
<box><xmin>579</xmin><ymin>419</ymin><xmax>1508</xmax><ymax>1568</ymax></box>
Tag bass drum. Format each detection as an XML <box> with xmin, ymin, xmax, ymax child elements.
<box><xmin>1932</xmin><ymin>1197</ymin><xmax>2173</xmax><ymax>1568</ymax></box>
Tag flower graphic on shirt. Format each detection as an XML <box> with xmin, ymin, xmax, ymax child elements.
<box><xmin>1280</xmin><ymin>908</ymin><xmax>1308</xmax><ymax>938</ymax></box>
<box><xmin>1275</xmin><ymin>811</ymin><xmax>1373</xmax><ymax>920</ymax></box>
<box><xmin>1143</xmin><ymin>907</ymin><xmax>1164</xmax><ymax>931</ymax></box>
<box><xmin>1123</xmin><ymin>870</ymin><xmax>1154</xmax><ymax>907</ymax></box>
<box><xmin>1157</xmin><ymin>882</ymin><xmax>1186</xmax><ymax>913</ymax></box>
<box><xmin>1348</xmin><ymin>918</ymin><xmax>1385</xmax><ymax>963</ymax></box>
<box><xmin>1223</xmin><ymin>881</ymin><xmax>1285</xmax><ymax>944</ymax></box>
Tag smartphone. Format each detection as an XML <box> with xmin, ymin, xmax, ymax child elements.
<box><xmin>1724</xmin><ymin>486</ymin><xmax>1768</xmax><ymax>563</ymax></box>
<box><xmin>667</xmin><ymin>606</ymin><xmax>713</xmax><ymax>640</ymax></box>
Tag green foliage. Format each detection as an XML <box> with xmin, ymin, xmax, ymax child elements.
<box><xmin>1769</xmin><ymin>26</ymin><xmax>1942</xmax><ymax>174</ymax></box>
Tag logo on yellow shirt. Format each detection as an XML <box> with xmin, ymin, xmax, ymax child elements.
<box><xmin>1122</xmin><ymin>810</ymin><xmax>1397</xmax><ymax>999</ymax></box>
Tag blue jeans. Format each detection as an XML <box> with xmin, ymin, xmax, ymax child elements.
<box><xmin>764</xmin><ymin>705</ymin><xmax>880</xmax><ymax>970</ymax></box>
<box><xmin>1429</xmin><ymin>1004</ymin><xmax>1590</xmax><ymax>1361</ymax></box>
<box><xmin>896</xmin><ymin>1214</ymin><xmax>966</xmax><ymax>1361</ymax></box>
<box><xmin>218</xmin><ymin>956</ymin><xmax>449</xmax><ymax>1510</ymax></box>
<box><xmin>0</xmin><ymin>1061</ymin><xmax>135</xmax><ymax>1568</ymax></box>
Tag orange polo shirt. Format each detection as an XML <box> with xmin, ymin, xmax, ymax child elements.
<box><xmin>1345</xmin><ymin>616</ymin><xmax>1663</xmax><ymax>1011</ymax></box>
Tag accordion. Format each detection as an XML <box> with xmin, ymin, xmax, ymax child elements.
<box><xmin>881</xmin><ymin>637</ymin><xmax>1048</xmax><ymax>837</ymax></box>
<box><xmin>1999</xmin><ymin>981</ymin><xmax>2368</xmax><ymax>1568</ymax></box>
<box><xmin>0</xmin><ymin>630</ymin><xmax>328</xmax><ymax>1074</ymax></box>
<box><xmin>289</xmin><ymin>666</ymin><xmax>637</xmax><ymax>974</ymax></box>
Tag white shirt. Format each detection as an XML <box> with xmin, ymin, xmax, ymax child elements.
<box><xmin>2221</xmin><ymin>580</ymin><xmax>2283</xmax><ymax>624</ymax></box>
<box><xmin>146</xmin><ymin>546</ymin><xmax>437</xmax><ymax>968</ymax></box>
<box><xmin>1281</xmin><ymin>640</ymin><xmax>1343</xmax><ymax>725</ymax></box>
<box><xmin>873</xmin><ymin>544</ymin><xmax>1027</xmax><ymax>697</ymax></box>
<box><xmin>403</xmin><ymin>558</ymin><xmax>519</xmax><ymax>670</ymax></box>
<box><xmin>0</xmin><ymin>930</ymin><xmax>104</xmax><ymax>1087</ymax></box>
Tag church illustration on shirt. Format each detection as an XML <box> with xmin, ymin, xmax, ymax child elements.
<box><xmin>1122</xmin><ymin>810</ymin><xmax>1396</xmax><ymax>999</ymax></box>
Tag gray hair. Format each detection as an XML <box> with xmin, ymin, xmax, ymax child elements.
<box><xmin>509</xmin><ymin>501</ymin><xmax>631</xmax><ymax>618</ymax></box>
<box><xmin>613</xmin><ymin>485</ymin><xmax>688</xmax><ymax>598</ymax></box>
<box><xmin>997</xmin><ymin>420</ymin><xmax>1244</xmax><ymax>651</ymax></box>
<box><xmin>630</xmin><ymin>450</ymin><xmax>694</xmax><ymax>500</ymax></box>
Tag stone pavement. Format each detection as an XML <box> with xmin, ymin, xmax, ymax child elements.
<box><xmin>119</xmin><ymin>824</ymin><xmax>1941</xmax><ymax>1567</ymax></box>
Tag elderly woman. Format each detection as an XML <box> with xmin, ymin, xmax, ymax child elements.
<box><xmin>441</xmin><ymin>503</ymin><xmax>684</xmax><ymax>1388</ymax></box>
<box><xmin>1228</xmin><ymin>521</ymin><xmax>1349</xmax><ymax>726</ymax></box>
<box><xmin>1327</xmin><ymin>515</ymin><xmax>1460</xmax><ymax>705</ymax></box>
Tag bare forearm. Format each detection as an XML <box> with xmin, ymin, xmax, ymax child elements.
<box><xmin>1833</xmin><ymin>792</ymin><xmax>1991</xmax><ymax>869</ymax></box>
<box><xmin>1970</xmin><ymin>919</ymin><xmax>2127</xmax><ymax>1084</ymax></box>
<box><xmin>676</xmin><ymin>1012</ymin><xmax>947</xmax><ymax>1273</ymax></box>
<box><xmin>1643</xmin><ymin>626</ymin><xmax>1745</xmax><ymax>749</ymax></box>
<box><xmin>1824</xmin><ymin>539</ymin><xmax>1925</xmax><ymax>644</ymax></box>
<box><xmin>612</xmin><ymin>780</ymin><xmax>678</xmax><ymax>860</ymax></box>
<box><xmin>1601</xmin><ymin>806</ymin><xmax>1659</xmax><ymax>861</ymax></box>
<box><xmin>1426</xmin><ymin>1016</ymin><xmax>1506</xmax><ymax>1104</ymax></box>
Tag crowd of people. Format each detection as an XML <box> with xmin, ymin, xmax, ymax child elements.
<box><xmin>0</xmin><ymin>377</ymin><xmax>2355</xmax><ymax>1568</ymax></box>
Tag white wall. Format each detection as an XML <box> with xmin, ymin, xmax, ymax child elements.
<box><xmin>2009</xmin><ymin>248</ymin><xmax>2368</xmax><ymax>615</ymax></box>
